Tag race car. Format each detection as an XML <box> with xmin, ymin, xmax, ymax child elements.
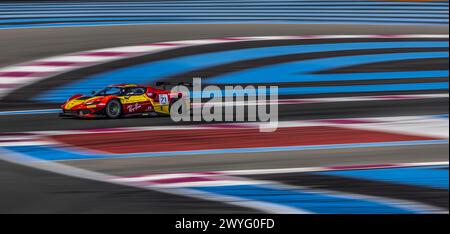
<box><xmin>59</xmin><ymin>83</ymin><xmax>186</xmax><ymax>118</ymax></box>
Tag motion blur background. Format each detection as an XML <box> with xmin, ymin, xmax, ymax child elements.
<box><xmin>0</xmin><ymin>0</ymin><xmax>448</xmax><ymax>214</ymax></box>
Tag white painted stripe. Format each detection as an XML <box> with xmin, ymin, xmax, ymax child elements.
<box><xmin>154</xmin><ymin>180</ymin><xmax>267</xmax><ymax>188</ymax></box>
<box><xmin>0</xmin><ymin>140</ymin><xmax>52</xmax><ymax>147</ymax></box>
<box><xmin>303</xmin><ymin>115</ymin><xmax>449</xmax><ymax>138</ymax></box>
<box><xmin>39</xmin><ymin>55</ymin><xmax>124</xmax><ymax>63</ymax></box>
<box><xmin>0</xmin><ymin>65</ymin><xmax>75</xmax><ymax>73</ymax></box>
<box><xmin>343</xmin><ymin>120</ymin><xmax>449</xmax><ymax>139</ymax></box>
<box><xmin>165</xmin><ymin>39</ymin><xmax>243</xmax><ymax>45</ymax></box>
<box><xmin>90</xmin><ymin>45</ymin><xmax>181</xmax><ymax>53</ymax></box>
<box><xmin>196</xmin><ymin>94</ymin><xmax>450</xmax><ymax>107</ymax></box>
<box><xmin>405</xmin><ymin>34</ymin><xmax>449</xmax><ymax>38</ymax></box>
<box><xmin>113</xmin><ymin>173</ymin><xmax>218</xmax><ymax>182</ymax></box>
<box><xmin>220</xmin><ymin>161</ymin><xmax>450</xmax><ymax>175</ymax></box>
<box><xmin>0</xmin><ymin>136</ymin><xmax>37</xmax><ymax>141</ymax></box>
<box><xmin>0</xmin><ymin>77</ymin><xmax>35</xmax><ymax>84</ymax></box>
<box><xmin>233</xmin><ymin>36</ymin><xmax>298</xmax><ymax>40</ymax></box>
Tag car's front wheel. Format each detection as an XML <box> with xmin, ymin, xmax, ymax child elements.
<box><xmin>105</xmin><ymin>100</ymin><xmax>122</xmax><ymax>118</ymax></box>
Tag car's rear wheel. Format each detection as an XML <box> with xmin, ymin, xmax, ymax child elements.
<box><xmin>105</xmin><ymin>100</ymin><xmax>122</xmax><ymax>118</ymax></box>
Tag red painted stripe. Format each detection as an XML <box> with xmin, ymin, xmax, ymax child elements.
<box><xmin>278</xmin><ymin>100</ymin><xmax>315</xmax><ymax>104</ymax></box>
<box><xmin>376</xmin><ymin>34</ymin><xmax>403</xmax><ymax>38</ymax></box>
<box><xmin>77</xmin><ymin>128</ymin><xmax>127</xmax><ymax>133</ymax></box>
<box><xmin>0</xmin><ymin>84</ymin><xmax>17</xmax><ymax>88</ymax></box>
<box><xmin>27</xmin><ymin>61</ymin><xmax>86</xmax><ymax>66</ymax></box>
<box><xmin>79</xmin><ymin>51</ymin><xmax>129</xmax><ymax>57</ymax></box>
<box><xmin>200</xmin><ymin>123</ymin><xmax>253</xmax><ymax>129</ymax></box>
<box><xmin>51</xmin><ymin>126</ymin><xmax>438</xmax><ymax>154</ymax></box>
<box><xmin>151</xmin><ymin>176</ymin><xmax>217</xmax><ymax>184</ymax></box>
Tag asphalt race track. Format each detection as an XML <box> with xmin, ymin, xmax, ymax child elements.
<box><xmin>0</xmin><ymin>13</ymin><xmax>448</xmax><ymax>213</ymax></box>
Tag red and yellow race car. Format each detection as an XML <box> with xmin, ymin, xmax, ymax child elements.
<box><xmin>60</xmin><ymin>83</ymin><xmax>185</xmax><ymax>118</ymax></box>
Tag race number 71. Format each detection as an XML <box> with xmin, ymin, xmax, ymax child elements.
<box><xmin>159</xmin><ymin>94</ymin><xmax>169</xmax><ymax>104</ymax></box>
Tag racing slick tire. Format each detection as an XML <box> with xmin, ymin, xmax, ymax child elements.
<box><xmin>105</xmin><ymin>99</ymin><xmax>122</xmax><ymax>119</ymax></box>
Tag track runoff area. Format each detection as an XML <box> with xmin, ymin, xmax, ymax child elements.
<box><xmin>0</xmin><ymin>32</ymin><xmax>448</xmax><ymax>220</ymax></box>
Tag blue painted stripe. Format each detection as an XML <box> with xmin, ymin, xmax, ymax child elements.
<box><xmin>206</xmin><ymin>51</ymin><xmax>449</xmax><ymax>84</ymax></box>
<box><xmin>433</xmin><ymin>114</ymin><xmax>449</xmax><ymax>119</ymax></box>
<box><xmin>3</xmin><ymin>140</ymin><xmax>448</xmax><ymax>161</ymax></box>
<box><xmin>208</xmin><ymin>70</ymin><xmax>449</xmax><ymax>84</ymax></box>
<box><xmin>1</xmin><ymin>16</ymin><xmax>447</xmax><ymax>24</ymax></box>
<box><xmin>0</xmin><ymin>109</ymin><xmax>60</xmax><ymax>116</ymax></box>
<box><xmin>0</xmin><ymin>0</ymin><xmax>447</xmax><ymax>28</ymax></box>
<box><xmin>316</xmin><ymin>166</ymin><xmax>449</xmax><ymax>190</ymax></box>
<box><xmin>1</xmin><ymin>6</ymin><xmax>446</xmax><ymax>10</ymax></box>
<box><xmin>1</xmin><ymin>20</ymin><xmax>447</xmax><ymax>30</ymax></box>
<box><xmin>189</xmin><ymin>82</ymin><xmax>449</xmax><ymax>98</ymax></box>
<box><xmin>2</xmin><ymin>10</ymin><xmax>448</xmax><ymax>15</ymax></box>
<box><xmin>10</xmin><ymin>0</ymin><xmax>439</xmax><ymax>5</ymax></box>
<box><xmin>0</xmin><ymin>2</ymin><xmax>447</xmax><ymax>8</ymax></box>
<box><xmin>273</xmin><ymin>82</ymin><xmax>448</xmax><ymax>96</ymax></box>
<box><xmin>272</xmin><ymin>82</ymin><xmax>448</xmax><ymax>96</ymax></box>
<box><xmin>33</xmin><ymin>41</ymin><xmax>448</xmax><ymax>102</ymax></box>
<box><xmin>193</xmin><ymin>184</ymin><xmax>417</xmax><ymax>214</ymax></box>
<box><xmin>1</xmin><ymin>7</ymin><xmax>446</xmax><ymax>13</ymax></box>
<box><xmin>1</xmin><ymin>13</ymin><xmax>447</xmax><ymax>19</ymax></box>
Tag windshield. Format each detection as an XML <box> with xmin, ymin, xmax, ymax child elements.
<box><xmin>93</xmin><ymin>87</ymin><xmax>124</xmax><ymax>96</ymax></box>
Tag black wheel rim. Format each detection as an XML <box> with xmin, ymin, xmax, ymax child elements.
<box><xmin>109</xmin><ymin>102</ymin><xmax>120</xmax><ymax>116</ymax></box>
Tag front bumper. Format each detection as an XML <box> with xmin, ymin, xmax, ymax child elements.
<box><xmin>59</xmin><ymin>108</ymin><xmax>101</xmax><ymax>118</ymax></box>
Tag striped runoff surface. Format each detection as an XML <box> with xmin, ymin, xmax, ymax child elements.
<box><xmin>1</xmin><ymin>34</ymin><xmax>447</xmax><ymax>103</ymax></box>
<box><xmin>0</xmin><ymin>0</ymin><xmax>448</xmax><ymax>29</ymax></box>
<box><xmin>112</xmin><ymin>162</ymin><xmax>448</xmax><ymax>214</ymax></box>
<box><xmin>0</xmin><ymin>116</ymin><xmax>447</xmax><ymax>213</ymax></box>
<box><xmin>1</xmin><ymin>114</ymin><xmax>447</xmax><ymax>159</ymax></box>
<box><xmin>0</xmin><ymin>114</ymin><xmax>447</xmax><ymax>213</ymax></box>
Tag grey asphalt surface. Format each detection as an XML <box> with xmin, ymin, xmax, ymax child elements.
<box><xmin>1</xmin><ymin>98</ymin><xmax>448</xmax><ymax>132</ymax></box>
<box><xmin>0</xmin><ymin>158</ymin><xmax>256</xmax><ymax>214</ymax></box>
<box><xmin>61</xmin><ymin>144</ymin><xmax>449</xmax><ymax>176</ymax></box>
<box><xmin>0</xmin><ymin>24</ymin><xmax>448</xmax><ymax>213</ymax></box>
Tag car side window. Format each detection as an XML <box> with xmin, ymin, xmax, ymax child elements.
<box><xmin>134</xmin><ymin>88</ymin><xmax>146</xmax><ymax>95</ymax></box>
<box><xmin>125</xmin><ymin>87</ymin><xmax>146</xmax><ymax>96</ymax></box>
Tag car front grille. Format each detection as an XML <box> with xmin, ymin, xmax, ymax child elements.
<box><xmin>63</xmin><ymin>110</ymin><xmax>78</xmax><ymax>115</ymax></box>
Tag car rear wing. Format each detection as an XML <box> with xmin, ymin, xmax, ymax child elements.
<box><xmin>156</xmin><ymin>81</ymin><xmax>193</xmax><ymax>87</ymax></box>
<box><xmin>155</xmin><ymin>81</ymin><xmax>193</xmax><ymax>91</ymax></box>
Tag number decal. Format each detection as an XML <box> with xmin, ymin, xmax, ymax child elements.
<box><xmin>159</xmin><ymin>94</ymin><xmax>169</xmax><ymax>104</ymax></box>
